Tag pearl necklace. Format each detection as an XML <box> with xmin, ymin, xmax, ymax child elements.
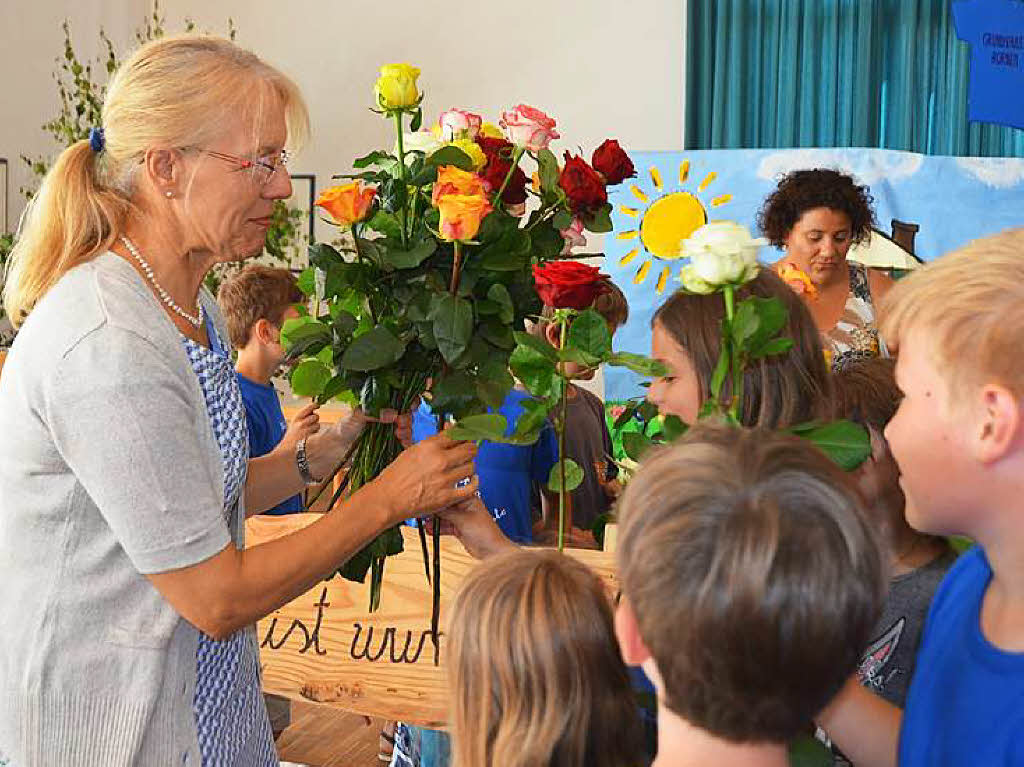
<box><xmin>121</xmin><ymin>235</ymin><xmax>203</xmax><ymax>329</ymax></box>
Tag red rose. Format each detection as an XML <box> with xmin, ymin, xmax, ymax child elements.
<box><xmin>533</xmin><ymin>261</ymin><xmax>610</xmax><ymax>310</ymax></box>
<box><xmin>591</xmin><ymin>139</ymin><xmax>636</xmax><ymax>185</ymax></box>
<box><xmin>478</xmin><ymin>135</ymin><xmax>527</xmax><ymax>204</ymax></box>
<box><xmin>559</xmin><ymin>153</ymin><xmax>607</xmax><ymax>214</ymax></box>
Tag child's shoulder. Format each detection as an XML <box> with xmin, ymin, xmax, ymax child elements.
<box><xmin>927</xmin><ymin>545</ymin><xmax>988</xmax><ymax>624</ymax></box>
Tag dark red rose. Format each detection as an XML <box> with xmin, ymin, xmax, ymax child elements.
<box><xmin>591</xmin><ymin>139</ymin><xmax>635</xmax><ymax>185</ymax></box>
<box><xmin>476</xmin><ymin>135</ymin><xmax>513</xmax><ymax>162</ymax></box>
<box><xmin>532</xmin><ymin>261</ymin><xmax>610</xmax><ymax>310</ymax></box>
<box><xmin>559</xmin><ymin>153</ymin><xmax>607</xmax><ymax>214</ymax></box>
<box><xmin>481</xmin><ymin>156</ymin><xmax>528</xmax><ymax>205</ymax></box>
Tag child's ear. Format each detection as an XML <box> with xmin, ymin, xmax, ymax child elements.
<box><xmin>253</xmin><ymin>318</ymin><xmax>274</xmax><ymax>345</ymax></box>
<box><xmin>614</xmin><ymin>595</ymin><xmax>653</xmax><ymax>667</ymax></box>
<box><xmin>974</xmin><ymin>383</ymin><xmax>1022</xmax><ymax>464</ymax></box>
<box><xmin>543</xmin><ymin>321</ymin><xmax>561</xmax><ymax>349</ymax></box>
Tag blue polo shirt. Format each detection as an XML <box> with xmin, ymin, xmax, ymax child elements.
<box><xmin>236</xmin><ymin>374</ymin><xmax>303</xmax><ymax>515</ymax></box>
<box><xmin>411</xmin><ymin>390</ymin><xmax>558</xmax><ymax>543</ymax></box>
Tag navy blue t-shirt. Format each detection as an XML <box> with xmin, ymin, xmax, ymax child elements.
<box><xmin>236</xmin><ymin>374</ymin><xmax>303</xmax><ymax>515</ymax></box>
<box><xmin>410</xmin><ymin>390</ymin><xmax>558</xmax><ymax>543</ymax></box>
<box><xmin>898</xmin><ymin>546</ymin><xmax>1024</xmax><ymax>766</ymax></box>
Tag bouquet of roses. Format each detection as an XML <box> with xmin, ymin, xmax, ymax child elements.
<box><xmin>283</xmin><ymin>63</ymin><xmax>640</xmax><ymax>611</ymax></box>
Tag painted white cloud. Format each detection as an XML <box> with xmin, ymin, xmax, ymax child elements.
<box><xmin>955</xmin><ymin>157</ymin><xmax>1024</xmax><ymax>189</ymax></box>
<box><xmin>756</xmin><ymin>149</ymin><xmax>923</xmax><ymax>185</ymax></box>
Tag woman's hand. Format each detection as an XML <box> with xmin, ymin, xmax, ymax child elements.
<box><xmin>369</xmin><ymin>430</ymin><xmax>479</xmax><ymax>526</ymax></box>
<box><xmin>281</xmin><ymin>403</ymin><xmax>320</xmax><ymax>449</ymax></box>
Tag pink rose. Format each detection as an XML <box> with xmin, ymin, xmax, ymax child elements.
<box><xmin>559</xmin><ymin>216</ymin><xmax>587</xmax><ymax>255</ymax></box>
<box><xmin>499</xmin><ymin>104</ymin><xmax>559</xmax><ymax>152</ymax></box>
<box><xmin>438</xmin><ymin>108</ymin><xmax>482</xmax><ymax>141</ymax></box>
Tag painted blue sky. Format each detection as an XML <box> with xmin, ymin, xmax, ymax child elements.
<box><xmin>604</xmin><ymin>147</ymin><xmax>1024</xmax><ymax>400</ymax></box>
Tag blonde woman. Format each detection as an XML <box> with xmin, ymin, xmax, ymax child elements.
<box><xmin>446</xmin><ymin>548</ymin><xmax>645</xmax><ymax>767</ymax></box>
<box><xmin>0</xmin><ymin>36</ymin><xmax>488</xmax><ymax>766</ymax></box>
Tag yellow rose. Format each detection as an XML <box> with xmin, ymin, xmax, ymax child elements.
<box><xmin>432</xmin><ymin>165</ymin><xmax>487</xmax><ymax>206</ymax></box>
<box><xmin>374</xmin><ymin>63</ymin><xmax>421</xmax><ymax>111</ymax></box>
<box><xmin>479</xmin><ymin>122</ymin><xmax>504</xmax><ymax>139</ymax></box>
<box><xmin>437</xmin><ymin>194</ymin><xmax>493</xmax><ymax>242</ymax></box>
<box><xmin>316</xmin><ymin>182</ymin><xmax>376</xmax><ymax>226</ymax></box>
<box><xmin>448</xmin><ymin>139</ymin><xmax>487</xmax><ymax>171</ymax></box>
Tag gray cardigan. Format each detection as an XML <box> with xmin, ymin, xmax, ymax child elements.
<box><xmin>0</xmin><ymin>253</ymin><xmax>247</xmax><ymax>766</ymax></box>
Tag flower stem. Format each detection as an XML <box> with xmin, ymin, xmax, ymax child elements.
<box><xmin>557</xmin><ymin>319</ymin><xmax>569</xmax><ymax>552</ymax></box>
<box><xmin>494</xmin><ymin>146</ymin><xmax>526</xmax><ymax>210</ymax></box>
<box><xmin>450</xmin><ymin>241</ymin><xmax>464</xmax><ymax>294</ymax></box>
<box><xmin>723</xmin><ymin>286</ymin><xmax>741</xmax><ymax>422</ymax></box>
<box><xmin>393</xmin><ymin>112</ymin><xmax>409</xmax><ymax>249</ymax></box>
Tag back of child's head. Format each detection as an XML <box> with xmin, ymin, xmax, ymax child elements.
<box><xmin>879</xmin><ymin>228</ymin><xmax>1024</xmax><ymax>401</ymax></box>
<box><xmin>616</xmin><ymin>423</ymin><xmax>885</xmax><ymax>743</ymax></box>
<box><xmin>217</xmin><ymin>265</ymin><xmax>303</xmax><ymax>350</ymax></box>
<box><xmin>532</xmin><ymin>278</ymin><xmax>630</xmax><ymax>336</ymax></box>
<box><xmin>447</xmin><ymin>548</ymin><xmax>644</xmax><ymax>767</ymax></box>
<box><xmin>831</xmin><ymin>357</ymin><xmax>899</xmax><ymax>433</ymax></box>
<box><xmin>652</xmin><ymin>267</ymin><xmax>831</xmax><ymax>428</ymax></box>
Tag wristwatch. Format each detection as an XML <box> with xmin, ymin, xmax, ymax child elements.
<box><xmin>295</xmin><ymin>438</ymin><xmax>322</xmax><ymax>485</ymax></box>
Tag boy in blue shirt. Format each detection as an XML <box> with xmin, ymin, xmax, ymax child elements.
<box><xmin>818</xmin><ymin>230</ymin><xmax>1024</xmax><ymax>766</ymax></box>
<box><xmin>219</xmin><ymin>265</ymin><xmax>319</xmax><ymax>517</ymax></box>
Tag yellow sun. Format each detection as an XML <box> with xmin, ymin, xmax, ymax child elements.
<box><xmin>615</xmin><ymin>161</ymin><xmax>733</xmax><ymax>294</ymax></box>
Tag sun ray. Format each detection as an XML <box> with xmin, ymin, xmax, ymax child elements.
<box><xmin>710</xmin><ymin>194</ymin><xmax>733</xmax><ymax>207</ymax></box>
<box><xmin>619</xmin><ymin>205</ymin><xmax>640</xmax><ymax>217</ymax></box>
<box><xmin>630</xmin><ymin>185</ymin><xmax>649</xmax><ymax>204</ymax></box>
<box><xmin>679</xmin><ymin>160</ymin><xmax>690</xmax><ymax>185</ymax></box>
<box><xmin>649</xmin><ymin>167</ymin><xmax>663</xmax><ymax>191</ymax></box>
<box><xmin>656</xmin><ymin>266</ymin><xmax>671</xmax><ymax>295</ymax></box>
<box><xmin>619</xmin><ymin>247</ymin><xmax>639</xmax><ymax>267</ymax></box>
<box><xmin>633</xmin><ymin>260</ymin><xmax>652</xmax><ymax>285</ymax></box>
<box><xmin>616</xmin><ymin>230</ymin><xmax>639</xmax><ymax>241</ymax></box>
<box><xmin>698</xmin><ymin>172</ymin><xmax>717</xmax><ymax>192</ymax></box>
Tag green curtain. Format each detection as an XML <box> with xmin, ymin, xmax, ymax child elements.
<box><xmin>685</xmin><ymin>0</ymin><xmax>1024</xmax><ymax>155</ymax></box>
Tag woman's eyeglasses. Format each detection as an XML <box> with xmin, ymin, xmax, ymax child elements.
<box><xmin>195</xmin><ymin>148</ymin><xmax>290</xmax><ymax>186</ymax></box>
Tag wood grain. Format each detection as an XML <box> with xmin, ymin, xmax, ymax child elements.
<box><xmin>248</xmin><ymin>514</ymin><xmax>617</xmax><ymax>727</ymax></box>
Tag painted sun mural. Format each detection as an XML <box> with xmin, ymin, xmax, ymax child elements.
<box><xmin>616</xmin><ymin>160</ymin><xmax>733</xmax><ymax>294</ymax></box>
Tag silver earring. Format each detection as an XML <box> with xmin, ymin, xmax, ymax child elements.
<box><xmin>165</xmin><ymin>191</ymin><xmax>174</xmax><ymax>198</ymax></box>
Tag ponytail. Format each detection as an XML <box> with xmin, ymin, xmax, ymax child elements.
<box><xmin>3</xmin><ymin>140</ymin><xmax>130</xmax><ymax>326</ymax></box>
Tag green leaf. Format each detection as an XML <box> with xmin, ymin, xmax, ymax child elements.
<box><xmin>476</xmin><ymin>363</ymin><xmax>514</xmax><ymax>410</ymax></box>
<box><xmin>478</xmin><ymin>228</ymin><xmax>531</xmax><ymax>271</ymax></box>
<box><xmin>383</xmin><ymin>238</ymin><xmax>436</xmax><ymax>270</ymax></box>
<box><xmin>430</xmin><ymin>371</ymin><xmax>477</xmax><ymax>419</ymax></box>
<box><xmin>622</xmin><ymin>431</ymin><xmax>654</xmax><ymax>462</ymax></box>
<box><xmin>607</xmin><ymin>351</ymin><xmax>666</xmax><ymax>377</ymax></box>
<box><xmin>486</xmin><ymin>283</ymin><xmax>514</xmax><ymax>324</ymax></box>
<box><xmin>296</xmin><ymin>267</ymin><xmax>315</xmax><ymax>297</ymax></box>
<box><xmin>732</xmin><ymin>300</ymin><xmax>762</xmax><ymax>347</ymax></box>
<box><xmin>551</xmin><ymin>210</ymin><xmax>574</xmax><ymax>231</ymax></box>
<box><xmin>290</xmin><ymin>360</ymin><xmax>332</xmax><ymax>398</ymax></box>
<box><xmin>708</xmin><ymin>343</ymin><xmax>729</xmax><ymax>401</ymax></box>
<box><xmin>409</xmin><ymin>107</ymin><xmax>423</xmax><ymax>133</ymax></box>
<box><xmin>366</xmin><ymin>210</ymin><xmax>403</xmax><ymax>239</ymax></box>
<box><xmin>536</xmin><ymin>148</ymin><xmax>561</xmax><ymax>193</ymax></box>
<box><xmin>559</xmin><ymin>347</ymin><xmax>601</xmax><ymax>367</ymax></box>
<box><xmin>378</xmin><ymin>177</ymin><xmax>408</xmax><ymax>213</ymax></box>
<box><xmin>432</xmin><ymin>295</ymin><xmax>474</xmax><ymax>364</ymax></box>
<box><xmin>547</xmin><ymin>458</ymin><xmax>584</xmax><ymax>493</ymax></box>
<box><xmin>319</xmin><ymin>375</ymin><xmax>350</xmax><ymax>404</ymax></box>
<box><xmin>750</xmin><ymin>337</ymin><xmax>795</xmax><ymax>358</ymax></box>
<box><xmin>743</xmin><ymin>296</ymin><xmax>789</xmax><ymax>352</ymax></box>
<box><xmin>353</xmin><ymin>150</ymin><xmax>394</xmax><ymax>169</ymax></box>
<box><xmin>480</xmin><ymin>319</ymin><xmax>515</xmax><ymax>350</ymax></box>
<box><xmin>661</xmin><ymin>415</ymin><xmax>688</xmax><ymax>442</ymax></box>
<box><xmin>787</xmin><ymin>735</ymin><xmax>833</xmax><ymax>767</ymax></box>
<box><xmin>507</xmin><ymin>397</ymin><xmax>550</xmax><ymax>445</ymax></box>
<box><xmin>791</xmin><ymin>420</ymin><xmax>872</xmax><ymax>471</ymax></box>
<box><xmin>567</xmin><ymin>309</ymin><xmax>612</xmax><ymax>359</ymax></box>
<box><xmin>447</xmin><ymin>413</ymin><xmax>510</xmax><ymax>442</ymax></box>
<box><xmin>509</xmin><ymin>344</ymin><xmax>558</xmax><ymax>398</ymax></box>
<box><xmin>425</xmin><ymin>145</ymin><xmax>474</xmax><ymax>171</ymax></box>
<box><xmin>582</xmin><ymin>203</ymin><xmax>613</xmax><ymax>233</ymax></box>
<box><xmin>308</xmin><ymin>242</ymin><xmax>344</xmax><ymax>270</ymax></box>
<box><xmin>530</xmin><ymin>220</ymin><xmax>566</xmax><ymax>259</ymax></box>
<box><xmin>339</xmin><ymin>326</ymin><xmax>406</xmax><ymax>371</ymax></box>
<box><xmin>513</xmin><ymin>330</ymin><xmax>558</xmax><ymax>362</ymax></box>
<box><xmin>279</xmin><ymin>315</ymin><xmax>319</xmax><ymax>345</ymax></box>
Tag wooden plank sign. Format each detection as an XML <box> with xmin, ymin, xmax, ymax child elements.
<box><xmin>247</xmin><ymin>514</ymin><xmax>618</xmax><ymax>727</ymax></box>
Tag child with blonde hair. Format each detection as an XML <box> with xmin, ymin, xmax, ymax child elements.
<box><xmin>447</xmin><ymin>548</ymin><xmax>645</xmax><ymax>767</ymax></box>
<box><xmin>818</xmin><ymin>228</ymin><xmax>1024</xmax><ymax>765</ymax></box>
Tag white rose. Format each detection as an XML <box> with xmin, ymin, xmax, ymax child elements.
<box><xmin>398</xmin><ymin>130</ymin><xmax>443</xmax><ymax>158</ymax></box>
<box><xmin>678</xmin><ymin>222</ymin><xmax>764</xmax><ymax>290</ymax></box>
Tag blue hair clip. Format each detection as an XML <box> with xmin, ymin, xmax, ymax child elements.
<box><xmin>88</xmin><ymin>127</ymin><xmax>105</xmax><ymax>153</ymax></box>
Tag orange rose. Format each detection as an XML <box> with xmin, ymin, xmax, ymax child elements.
<box><xmin>316</xmin><ymin>182</ymin><xmax>376</xmax><ymax>226</ymax></box>
<box><xmin>431</xmin><ymin>165</ymin><xmax>486</xmax><ymax>206</ymax></box>
<box><xmin>437</xmin><ymin>194</ymin><xmax>493</xmax><ymax>242</ymax></box>
<box><xmin>777</xmin><ymin>261</ymin><xmax>819</xmax><ymax>301</ymax></box>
